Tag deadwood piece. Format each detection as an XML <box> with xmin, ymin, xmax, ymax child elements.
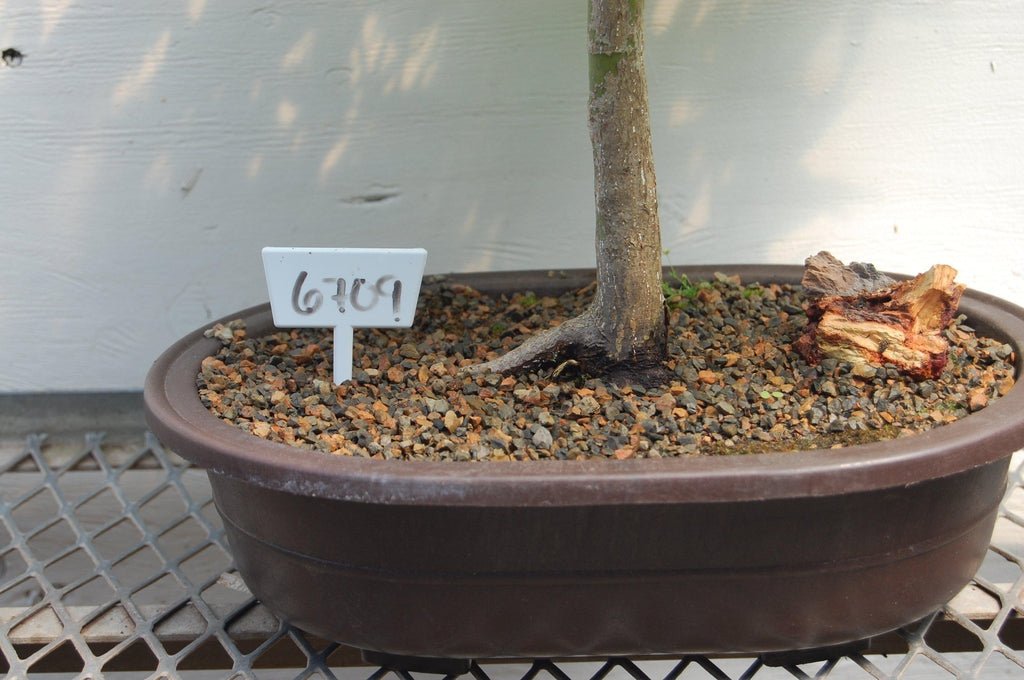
<box><xmin>795</xmin><ymin>252</ymin><xmax>965</xmax><ymax>380</ymax></box>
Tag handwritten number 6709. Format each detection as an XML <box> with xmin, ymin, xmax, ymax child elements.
<box><xmin>291</xmin><ymin>271</ymin><xmax>403</xmax><ymax>321</ymax></box>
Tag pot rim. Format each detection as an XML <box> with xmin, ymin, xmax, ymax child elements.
<box><xmin>144</xmin><ymin>264</ymin><xmax>1024</xmax><ymax>506</ymax></box>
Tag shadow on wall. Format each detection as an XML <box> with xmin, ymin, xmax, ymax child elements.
<box><xmin>9</xmin><ymin>0</ymin><xmax>876</xmax><ymax>275</ymax></box>
<box><xmin>0</xmin><ymin>2</ymin><xmax>462</xmax><ymax>389</ymax></box>
<box><xmin>438</xmin><ymin>1</ymin><xmax>881</xmax><ymax>272</ymax></box>
<box><xmin>1</xmin><ymin>1</ymin><xmax>947</xmax><ymax>391</ymax></box>
<box><xmin>646</xmin><ymin>0</ymin><xmax>876</xmax><ymax>266</ymax></box>
<box><xmin>7</xmin><ymin>0</ymin><xmax>1020</xmax><ymax>392</ymax></box>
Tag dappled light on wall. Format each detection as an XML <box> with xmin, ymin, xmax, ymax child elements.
<box><xmin>276</xmin><ymin>99</ymin><xmax>298</xmax><ymax>128</ymax></box>
<box><xmin>319</xmin><ymin>135</ymin><xmax>351</xmax><ymax>182</ymax></box>
<box><xmin>281</xmin><ymin>29</ymin><xmax>316</xmax><ymax>70</ymax></box>
<box><xmin>650</xmin><ymin>0</ymin><xmax>685</xmax><ymax>35</ymax></box>
<box><xmin>317</xmin><ymin>13</ymin><xmax>442</xmax><ymax>185</ymax></box>
<box><xmin>649</xmin><ymin>0</ymin><xmax>728</xmax><ymax>34</ymax></box>
<box><xmin>187</xmin><ymin>0</ymin><xmax>206</xmax><ymax>24</ymax></box>
<box><xmin>1</xmin><ymin>1</ymin><xmax>1021</xmax><ymax>392</ymax></box>
<box><xmin>112</xmin><ymin>29</ymin><xmax>171</xmax><ymax>106</ymax></box>
<box><xmin>668</xmin><ymin>99</ymin><xmax>701</xmax><ymax>127</ymax></box>
<box><xmin>40</xmin><ymin>0</ymin><xmax>74</xmax><ymax>42</ymax></box>
<box><xmin>396</xmin><ymin>24</ymin><xmax>440</xmax><ymax>93</ymax></box>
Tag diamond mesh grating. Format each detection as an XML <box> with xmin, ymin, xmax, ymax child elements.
<box><xmin>0</xmin><ymin>431</ymin><xmax>1022</xmax><ymax>679</ymax></box>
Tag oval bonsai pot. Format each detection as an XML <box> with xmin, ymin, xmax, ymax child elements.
<box><xmin>144</xmin><ymin>265</ymin><xmax>1024</xmax><ymax>660</ymax></box>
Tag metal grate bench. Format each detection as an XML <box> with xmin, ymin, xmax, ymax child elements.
<box><xmin>1</xmin><ymin>394</ymin><xmax>1022</xmax><ymax>679</ymax></box>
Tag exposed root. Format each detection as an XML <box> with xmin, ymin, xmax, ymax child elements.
<box><xmin>466</xmin><ymin>310</ymin><xmax>599</xmax><ymax>377</ymax></box>
<box><xmin>465</xmin><ymin>307</ymin><xmax>672</xmax><ymax>387</ymax></box>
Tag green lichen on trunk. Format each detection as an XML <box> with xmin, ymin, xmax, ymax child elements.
<box><xmin>589</xmin><ymin>52</ymin><xmax>626</xmax><ymax>98</ymax></box>
<box><xmin>587</xmin><ymin>0</ymin><xmax>640</xmax><ymax>96</ymax></box>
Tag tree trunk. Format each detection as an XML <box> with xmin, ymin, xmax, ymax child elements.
<box><xmin>468</xmin><ymin>0</ymin><xmax>667</xmax><ymax>384</ymax></box>
<box><xmin>589</xmin><ymin>0</ymin><xmax>667</xmax><ymax>370</ymax></box>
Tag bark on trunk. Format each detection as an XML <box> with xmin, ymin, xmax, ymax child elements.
<box><xmin>589</xmin><ymin>0</ymin><xmax>667</xmax><ymax>369</ymax></box>
<box><xmin>795</xmin><ymin>252</ymin><xmax>965</xmax><ymax>380</ymax></box>
<box><xmin>468</xmin><ymin>0</ymin><xmax>668</xmax><ymax>384</ymax></box>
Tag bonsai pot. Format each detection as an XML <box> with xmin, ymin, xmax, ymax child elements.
<box><xmin>144</xmin><ymin>265</ymin><xmax>1024</xmax><ymax>662</ymax></box>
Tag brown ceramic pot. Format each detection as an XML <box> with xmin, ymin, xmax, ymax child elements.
<box><xmin>144</xmin><ymin>266</ymin><xmax>1024</xmax><ymax>663</ymax></box>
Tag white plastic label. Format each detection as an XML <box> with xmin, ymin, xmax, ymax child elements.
<box><xmin>261</xmin><ymin>247</ymin><xmax>428</xmax><ymax>384</ymax></box>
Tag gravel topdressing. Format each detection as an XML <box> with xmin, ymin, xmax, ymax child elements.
<box><xmin>197</xmin><ymin>274</ymin><xmax>1016</xmax><ymax>462</ymax></box>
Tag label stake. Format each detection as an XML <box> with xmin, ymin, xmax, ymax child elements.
<box><xmin>262</xmin><ymin>247</ymin><xmax>428</xmax><ymax>384</ymax></box>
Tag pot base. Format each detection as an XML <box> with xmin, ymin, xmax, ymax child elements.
<box><xmin>360</xmin><ymin>650</ymin><xmax>474</xmax><ymax>675</ymax></box>
<box><xmin>213</xmin><ymin>459</ymin><xmax>1004</xmax><ymax>659</ymax></box>
<box><xmin>357</xmin><ymin>639</ymin><xmax>870</xmax><ymax>674</ymax></box>
<box><xmin>759</xmin><ymin>640</ymin><xmax>870</xmax><ymax>667</ymax></box>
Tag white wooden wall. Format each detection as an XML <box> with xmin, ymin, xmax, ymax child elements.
<box><xmin>2</xmin><ymin>1</ymin><xmax>1022</xmax><ymax>392</ymax></box>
